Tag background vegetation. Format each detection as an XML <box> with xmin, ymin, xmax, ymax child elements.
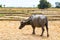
<box><xmin>37</xmin><ymin>0</ymin><xmax>51</xmax><ymax>9</ymax></box>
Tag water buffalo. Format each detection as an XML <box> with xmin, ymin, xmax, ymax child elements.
<box><xmin>19</xmin><ymin>14</ymin><xmax>49</xmax><ymax>37</ymax></box>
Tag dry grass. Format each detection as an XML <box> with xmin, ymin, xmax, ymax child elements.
<box><xmin>0</xmin><ymin>21</ymin><xmax>60</xmax><ymax>40</ymax></box>
<box><xmin>0</xmin><ymin>8</ymin><xmax>60</xmax><ymax>40</ymax></box>
<box><xmin>0</xmin><ymin>8</ymin><xmax>60</xmax><ymax>14</ymax></box>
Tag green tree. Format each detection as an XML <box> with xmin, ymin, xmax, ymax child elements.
<box><xmin>55</xmin><ymin>2</ymin><xmax>60</xmax><ymax>8</ymax></box>
<box><xmin>38</xmin><ymin>0</ymin><xmax>51</xmax><ymax>9</ymax></box>
<box><xmin>0</xmin><ymin>5</ymin><xmax>2</xmax><ymax>7</ymax></box>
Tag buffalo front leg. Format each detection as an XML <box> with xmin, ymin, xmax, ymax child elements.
<box><xmin>32</xmin><ymin>27</ymin><xmax>35</xmax><ymax>34</ymax></box>
<box><xmin>40</xmin><ymin>26</ymin><xmax>45</xmax><ymax>36</ymax></box>
<box><xmin>32</xmin><ymin>25</ymin><xmax>35</xmax><ymax>34</ymax></box>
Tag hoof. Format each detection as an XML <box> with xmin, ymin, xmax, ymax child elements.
<box><xmin>40</xmin><ymin>35</ymin><xmax>43</xmax><ymax>36</ymax></box>
<box><xmin>32</xmin><ymin>33</ymin><xmax>35</xmax><ymax>34</ymax></box>
<box><xmin>47</xmin><ymin>35</ymin><xmax>49</xmax><ymax>37</ymax></box>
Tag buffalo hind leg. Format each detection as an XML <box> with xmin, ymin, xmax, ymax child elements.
<box><xmin>40</xmin><ymin>26</ymin><xmax>45</xmax><ymax>36</ymax></box>
<box><xmin>45</xmin><ymin>23</ymin><xmax>49</xmax><ymax>37</ymax></box>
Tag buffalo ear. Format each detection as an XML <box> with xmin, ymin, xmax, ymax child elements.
<box><xmin>21</xmin><ymin>19</ymin><xmax>27</xmax><ymax>23</ymax></box>
<box><xmin>20</xmin><ymin>20</ymin><xmax>23</xmax><ymax>23</ymax></box>
<box><xmin>23</xmin><ymin>21</ymin><xmax>26</xmax><ymax>23</ymax></box>
<box><xmin>20</xmin><ymin>21</ymin><xmax>25</xmax><ymax>24</ymax></box>
<box><xmin>21</xmin><ymin>21</ymin><xmax>23</xmax><ymax>23</ymax></box>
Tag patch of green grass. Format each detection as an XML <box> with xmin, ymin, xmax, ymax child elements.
<box><xmin>0</xmin><ymin>14</ymin><xmax>5</xmax><ymax>17</ymax></box>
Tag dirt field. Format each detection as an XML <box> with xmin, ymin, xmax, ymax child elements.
<box><xmin>0</xmin><ymin>21</ymin><xmax>60</xmax><ymax>40</ymax></box>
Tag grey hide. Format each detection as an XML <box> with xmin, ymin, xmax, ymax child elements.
<box><xmin>19</xmin><ymin>14</ymin><xmax>49</xmax><ymax>37</ymax></box>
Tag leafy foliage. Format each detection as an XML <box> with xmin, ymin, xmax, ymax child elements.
<box><xmin>56</xmin><ymin>6</ymin><xmax>60</xmax><ymax>8</ymax></box>
<box><xmin>38</xmin><ymin>0</ymin><xmax>51</xmax><ymax>9</ymax></box>
<box><xmin>55</xmin><ymin>2</ymin><xmax>60</xmax><ymax>8</ymax></box>
<box><xmin>0</xmin><ymin>5</ymin><xmax>2</xmax><ymax>7</ymax></box>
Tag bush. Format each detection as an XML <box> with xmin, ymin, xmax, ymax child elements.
<box><xmin>55</xmin><ymin>6</ymin><xmax>60</xmax><ymax>8</ymax></box>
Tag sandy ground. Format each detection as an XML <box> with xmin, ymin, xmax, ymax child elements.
<box><xmin>0</xmin><ymin>21</ymin><xmax>60</xmax><ymax>40</ymax></box>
